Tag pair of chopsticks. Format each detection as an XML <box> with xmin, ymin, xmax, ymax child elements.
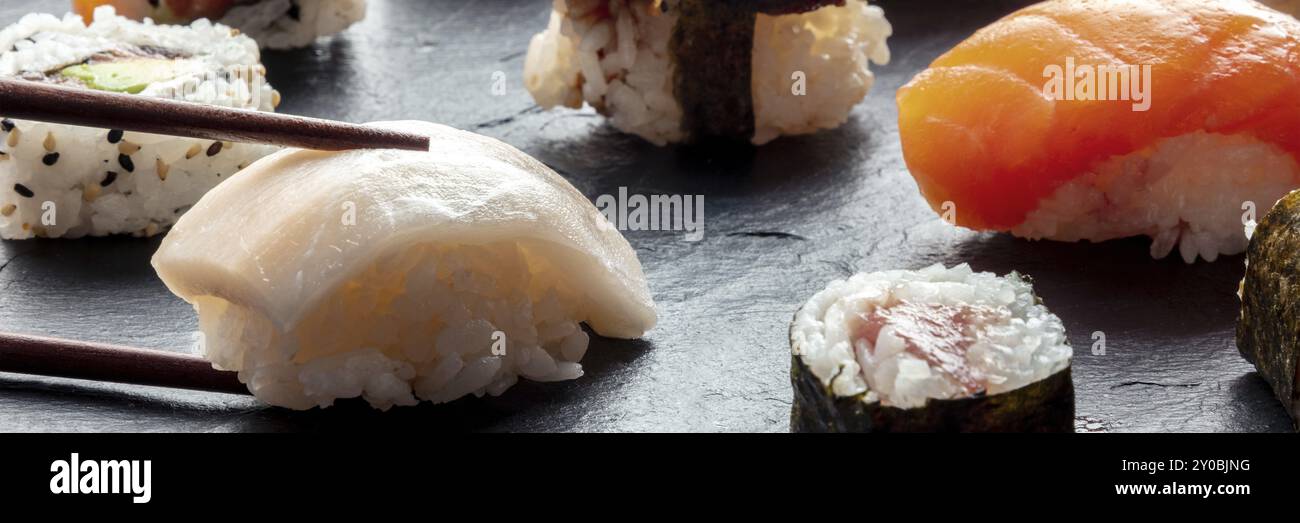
<box><xmin>0</xmin><ymin>77</ymin><xmax>429</xmax><ymax>395</ymax></box>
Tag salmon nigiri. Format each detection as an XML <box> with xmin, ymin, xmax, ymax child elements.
<box><xmin>897</xmin><ymin>0</ymin><xmax>1300</xmax><ymax>263</ymax></box>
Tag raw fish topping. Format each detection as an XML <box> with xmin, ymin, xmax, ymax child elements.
<box><xmin>854</xmin><ymin>301</ymin><xmax>1006</xmax><ymax>395</ymax></box>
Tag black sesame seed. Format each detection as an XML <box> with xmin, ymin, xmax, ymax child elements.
<box><xmin>118</xmin><ymin>154</ymin><xmax>134</xmax><ymax>172</ymax></box>
<box><xmin>107</xmin><ymin>129</ymin><xmax>123</xmax><ymax>143</ymax></box>
<box><xmin>1</xmin><ymin>119</ymin><xmax>13</xmax><ymax>132</ymax></box>
<box><xmin>147</xmin><ymin>0</ymin><xmax>159</xmax><ymax>6</ymax></box>
<box><xmin>287</xmin><ymin>1</ymin><xmax>301</xmax><ymax>21</ymax></box>
<box><xmin>206</xmin><ymin>141</ymin><xmax>223</xmax><ymax>157</ymax></box>
<box><xmin>41</xmin><ymin>152</ymin><xmax>59</xmax><ymax>166</ymax></box>
<box><xmin>100</xmin><ymin>171</ymin><xmax>117</xmax><ymax>187</ymax></box>
<box><xmin>13</xmin><ymin>183</ymin><xmax>33</xmax><ymax>198</ymax></box>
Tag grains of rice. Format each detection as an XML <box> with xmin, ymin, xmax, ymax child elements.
<box><xmin>196</xmin><ymin>243</ymin><xmax>598</xmax><ymax>410</ymax></box>
<box><xmin>1013</xmin><ymin>132</ymin><xmax>1300</xmax><ymax>263</ymax></box>
<box><xmin>218</xmin><ymin>0</ymin><xmax>367</xmax><ymax>49</ymax></box>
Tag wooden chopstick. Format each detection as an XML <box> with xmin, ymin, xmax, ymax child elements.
<box><xmin>0</xmin><ymin>77</ymin><xmax>429</xmax><ymax>152</ymax></box>
<box><xmin>0</xmin><ymin>331</ymin><xmax>249</xmax><ymax>396</ymax></box>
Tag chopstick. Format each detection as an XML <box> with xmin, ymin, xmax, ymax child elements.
<box><xmin>0</xmin><ymin>331</ymin><xmax>248</xmax><ymax>396</ymax></box>
<box><xmin>0</xmin><ymin>77</ymin><xmax>429</xmax><ymax>152</ymax></box>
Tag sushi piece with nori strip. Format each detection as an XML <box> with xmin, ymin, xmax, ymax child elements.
<box><xmin>897</xmin><ymin>0</ymin><xmax>1300</xmax><ymax>263</ymax></box>
<box><xmin>72</xmin><ymin>0</ymin><xmax>367</xmax><ymax>49</ymax></box>
<box><xmin>790</xmin><ymin>264</ymin><xmax>1074</xmax><ymax>432</ymax></box>
<box><xmin>0</xmin><ymin>7</ymin><xmax>279</xmax><ymax>239</ymax></box>
<box><xmin>1237</xmin><ymin>188</ymin><xmax>1300</xmax><ymax>430</ymax></box>
<box><xmin>524</xmin><ymin>0</ymin><xmax>891</xmax><ymax>145</ymax></box>
<box><xmin>152</xmin><ymin>121</ymin><xmax>657</xmax><ymax>410</ymax></box>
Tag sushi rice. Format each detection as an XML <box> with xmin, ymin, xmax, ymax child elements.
<box><xmin>0</xmin><ymin>7</ymin><xmax>279</xmax><ymax>239</ymax></box>
<box><xmin>791</xmin><ymin>263</ymin><xmax>1072</xmax><ymax>409</ymax></box>
<box><xmin>193</xmin><ymin>243</ymin><xmax>599</xmax><ymax>409</ymax></box>
<box><xmin>74</xmin><ymin>0</ymin><xmax>368</xmax><ymax>49</ymax></box>
<box><xmin>524</xmin><ymin>0</ymin><xmax>891</xmax><ymax>145</ymax></box>
<box><xmin>212</xmin><ymin>0</ymin><xmax>366</xmax><ymax>49</ymax></box>
<box><xmin>1013</xmin><ymin>132</ymin><xmax>1300</xmax><ymax>263</ymax></box>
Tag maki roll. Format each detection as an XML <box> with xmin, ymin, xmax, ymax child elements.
<box><xmin>897</xmin><ymin>0</ymin><xmax>1300</xmax><ymax>263</ymax></box>
<box><xmin>790</xmin><ymin>264</ymin><xmax>1074</xmax><ymax>432</ymax></box>
<box><xmin>152</xmin><ymin>121</ymin><xmax>657</xmax><ymax>410</ymax></box>
<box><xmin>0</xmin><ymin>7</ymin><xmax>279</xmax><ymax>239</ymax></box>
<box><xmin>524</xmin><ymin>0</ymin><xmax>892</xmax><ymax>145</ymax></box>
<box><xmin>1237</xmin><ymin>188</ymin><xmax>1300</xmax><ymax>429</ymax></box>
<box><xmin>72</xmin><ymin>1</ymin><xmax>367</xmax><ymax>49</ymax></box>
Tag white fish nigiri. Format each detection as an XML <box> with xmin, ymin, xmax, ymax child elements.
<box><xmin>153</xmin><ymin>121</ymin><xmax>657</xmax><ymax>410</ymax></box>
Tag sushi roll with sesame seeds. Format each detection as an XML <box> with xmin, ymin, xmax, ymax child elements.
<box><xmin>523</xmin><ymin>0</ymin><xmax>891</xmax><ymax>145</ymax></box>
<box><xmin>0</xmin><ymin>7</ymin><xmax>279</xmax><ymax>239</ymax></box>
<box><xmin>72</xmin><ymin>1</ymin><xmax>367</xmax><ymax>49</ymax></box>
<box><xmin>790</xmin><ymin>264</ymin><xmax>1074</xmax><ymax>432</ymax></box>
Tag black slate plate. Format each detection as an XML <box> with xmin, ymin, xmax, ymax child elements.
<box><xmin>0</xmin><ymin>0</ymin><xmax>1290</xmax><ymax>432</ymax></box>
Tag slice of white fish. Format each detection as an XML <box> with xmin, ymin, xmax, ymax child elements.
<box><xmin>152</xmin><ymin>120</ymin><xmax>656</xmax><ymax>409</ymax></box>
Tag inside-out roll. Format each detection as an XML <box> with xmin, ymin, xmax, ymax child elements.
<box><xmin>152</xmin><ymin>121</ymin><xmax>657</xmax><ymax>410</ymax></box>
<box><xmin>0</xmin><ymin>7</ymin><xmax>279</xmax><ymax>239</ymax></box>
<box><xmin>790</xmin><ymin>264</ymin><xmax>1074</xmax><ymax>432</ymax></box>
<box><xmin>73</xmin><ymin>0</ymin><xmax>367</xmax><ymax>49</ymax></box>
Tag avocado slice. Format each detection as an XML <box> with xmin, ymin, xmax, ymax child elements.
<box><xmin>60</xmin><ymin>58</ymin><xmax>192</xmax><ymax>94</ymax></box>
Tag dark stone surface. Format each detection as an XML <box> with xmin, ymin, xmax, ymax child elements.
<box><xmin>0</xmin><ymin>0</ymin><xmax>1290</xmax><ymax>432</ymax></box>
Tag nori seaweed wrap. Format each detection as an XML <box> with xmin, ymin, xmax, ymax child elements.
<box><xmin>789</xmin><ymin>264</ymin><xmax>1075</xmax><ymax>433</ymax></box>
<box><xmin>523</xmin><ymin>0</ymin><xmax>892</xmax><ymax>145</ymax></box>
<box><xmin>1238</xmin><ymin>189</ymin><xmax>1300</xmax><ymax>430</ymax></box>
